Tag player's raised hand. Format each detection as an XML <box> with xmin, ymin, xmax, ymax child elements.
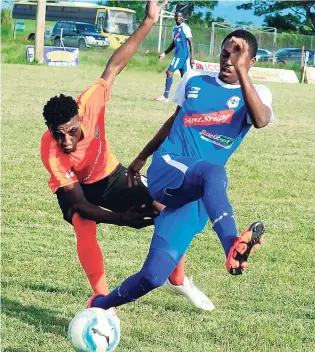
<box><xmin>126</xmin><ymin>156</ymin><xmax>147</xmax><ymax>188</ymax></box>
<box><xmin>146</xmin><ymin>0</ymin><xmax>168</xmax><ymax>24</ymax></box>
<box><xmin>229</xmin><ymin>36</ymin><xmax>250</xmax><ymax>73</ymax></box>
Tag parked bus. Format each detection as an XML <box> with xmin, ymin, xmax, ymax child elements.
<box><xmin>12</xmin><ymin>1</ymin><xmax>136</xmax><ymax>48</ymax></box>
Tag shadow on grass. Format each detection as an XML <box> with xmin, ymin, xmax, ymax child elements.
<box><xmin>1</xmin><ymin>296</ymin><xmax>69</xmax><ymax>337</ymax></box>
<box><xmin>1</xmin><ymin>280</ymin><xmax>85</xmax><ymax>297</ymax></box>
<box><xmin>25</xmin><ymin>282</ymin><xmax>84</xmax><ymax>297</ymax></box>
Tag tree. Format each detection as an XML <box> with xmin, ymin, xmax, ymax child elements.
<box><xmin>263</xmin><ymin>13</ymin><xmax>300</xmax><ymax>32</ymax></box>
<box><xmin>237</xmin><ymin>1</ymin><xmax>315</xmax><ymax>34</ymax></box>
<box><xmin>173</xmin><ymin>1</ymin><xmax>218</xmax><ymax>18</ymax></box>
<box><xmin>104</xmin><ymin>1</ymin><xmax>218</xmax><ymax>23</ymax></box>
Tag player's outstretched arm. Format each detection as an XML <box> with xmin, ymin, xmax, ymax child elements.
<box><xmin>59</xmin><ymin>183</ymin><xmax>157</xmax><ymax>229</ymax></box>
<box><xmin>187</xmin><ymin>37</ymin><xmax>195</xmax><ymax>68</ymax></box>
<box><xmin>127</xmin><ymin>106</ymin><xmax>180</xmax><ymax>188</ymax></box>
<box><xmin>229</xmin><ymin>37</ymin><xmax>271</xmax><ymax>128</ymax></box>
<box><xmin>101</xmin><ymin>0</ymin><xmax>168</xmax><ymax>86</ymax></box>
<box><xmin>159</xmin><ymin>41</ymin><xmax>175</xmax><ymax>60</ymax></box>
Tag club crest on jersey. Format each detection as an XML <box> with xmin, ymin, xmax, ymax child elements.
<box><xmin>226</xmin><ymin>96</ymin><xmax>241</xmax><ymax>109</ymax></box>
<box><xmin>65</xmin><ymin>170</ymin><xmax>75</xmax><ymax>179</ymax></box>
<box><xmin>95</xmin><ymin>125</ymin><xmax>100</xmax><ymax>138</ymax></box>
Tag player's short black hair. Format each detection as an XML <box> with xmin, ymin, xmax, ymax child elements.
<box><xmin>43</xmin><ymin>94</ymin><xmax>78</xmax><ymax>129</ymax></box>
<box><xmin>222</xmin><ymin>29</ymin><xmax>258</xmax><ymax>58</ymax></box>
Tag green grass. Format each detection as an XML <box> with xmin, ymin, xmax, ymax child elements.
<box><xmin>2</xmin><ymin>64</ymin><xmax>315</xmax><ymax>352</ymax></box>
<box><xmin>0</xmin><ymin>25</ymin><xmax>305</xmax><ymax>77</ymax></box>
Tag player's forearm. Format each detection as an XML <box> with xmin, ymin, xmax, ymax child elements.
<box><xmin>72</xmin><ymin>201</ymin><xmax>122</xmax><ymax>225</ymax></box>
<box><xmin>164</xmin><ymin>42</ymin><xmax>175</xmax><ymax>55</ymax></box>
<box><xmin>138</xmin><ymin>114</ymin><xmax>176</xmax><ymax>159</ymax></box>
<box><xmin>188</xmin><ymin>39</ymin><xmax>194</xmax><ymax>59</ymax></box>
<box><xmin>238</xmin><ymin>69</ymin><xmax>270</xmax><ymax>128</ymax></box>
<box><xmin>102</xmin><ymin>18</ymin><xmax>155</xmax><ymax>79</ymax></box>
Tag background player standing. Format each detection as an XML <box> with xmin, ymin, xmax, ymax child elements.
<box><xmin>154</xmin><ymin>10</ymin><xmax>194</xmax><ymax>103</ymax></box>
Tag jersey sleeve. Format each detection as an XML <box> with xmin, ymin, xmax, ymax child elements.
<box><xmin>77</xmin><ymin>78</ymin><xmax>110</xmax><ymax>124</ymax></box>
<box><xmin>183</xmin><ymin>24</ymin><xmax>192</xmax><ymax>38</ymax></box>
<box><xmin>247</xmin><ymin>85</ymin><xmax>275</xmax><ymax>125</ymax></box>
<box><xmin>41</xmin><ymin>147</ymin><xmax>78</xmax><ymax>194</ymax></box>
<box><xmin>43</xmin><ymin>156</ymin><xmax>79</xmax><ymax>193</ymax></box>
<box><xmin>172</xmin><ymin>72</ymin><xmax>189</xmax><ymax>107</ymax></box>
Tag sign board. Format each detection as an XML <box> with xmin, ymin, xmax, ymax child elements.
<box><xmin>15</xmin><ymin>20</ymin><xmax>25</xmax><ymax>32</ymax></box>
<box><xmin>194</xmin><ymin>60</ymin><xmax>299</xmax><ymax>84</ymax></box>
<box><xmin>26</xmin><ymin>46</ymin><xmax>79</xmax><ymax>67</ymax></box>
<box><xmin>305</xmin><ymin>67</ymin><xmax>315</xmax><ymax>84</ymax></box>
<box><xmin>248</xmin><ymin>67</ymin><xmax>299</xmax><ymax>84</ymax></box>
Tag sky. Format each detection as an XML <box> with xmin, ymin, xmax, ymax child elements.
<box><xmin>212</xmin><ymin>1</ymin><xmax>264</xmax><ymax>26</ymax></box>
<box><xmin>1</xmin><ymin>0</ymin><xmax>265</xmax><ymax>27</ymax></box>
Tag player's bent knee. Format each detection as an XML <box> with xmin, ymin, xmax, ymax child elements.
<box><xmin>137</xmin><ymin>240</ymin><xmax>181</xmax><ymax>294</ymax></box>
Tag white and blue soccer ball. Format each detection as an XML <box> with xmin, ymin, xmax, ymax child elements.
<box><xmin>68</xmin><ymin>307</ymin><xmax>120</xmax><ymax>352</ymax></box>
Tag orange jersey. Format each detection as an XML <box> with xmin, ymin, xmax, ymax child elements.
<box><xmin>41</xmin><ymin>79</ymin><xmax>119</xmax><ymax>193</ymax></box>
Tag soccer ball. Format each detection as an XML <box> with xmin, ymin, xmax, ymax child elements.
<box><xmin>68</xmin><ymin>307</ymin><xmax>120</xmax><ymax>352</ymax></box>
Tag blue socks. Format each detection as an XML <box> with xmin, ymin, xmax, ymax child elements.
<box><xmin>91</xmin><ymin>236</ymin><xmax>181</xmax><ymax>310</ymax></box>
<box><xmin>164</xmin><ymin>76</ymin><xmax>173</xmax><ymax>99</ymax></box>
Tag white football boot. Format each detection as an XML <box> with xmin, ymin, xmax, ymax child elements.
<box><xmin>163</xmin><ymin>276</ymin><xmax>215</xmax><ymax>311</ymax></box>
<box><xmin>154</xmin><ymin>95</ymin><xmax>169</xmax><ymax>103</ymax></box>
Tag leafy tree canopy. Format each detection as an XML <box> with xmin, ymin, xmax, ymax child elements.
<box><xmin>237</xmin><ymin>1</ymin><xmax>315</xmax><ymax>34</ymax></box>
<box><xmin>103</xmin><ymin>1</ymin><xmax>219</xmax><ymax>24</ymax></box>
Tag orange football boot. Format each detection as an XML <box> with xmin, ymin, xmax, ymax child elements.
<box><xmin>226</xmin><ymin>221</ymin><xmax>265</xmax><ymax>275</ymax></box>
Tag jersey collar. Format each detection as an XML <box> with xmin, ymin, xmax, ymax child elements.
<box><xmin>215</xmin><ymin>75</ymin><xmax>241</xmax><ymax>89</ymax></box>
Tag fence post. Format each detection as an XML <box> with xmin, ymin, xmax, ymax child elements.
<box><xmin>13</xmin><ymin>21</ymin><xmax>16</xmax><ymax>40</ymax></box>
<box><xmin>209</xmin><ymin>22</ymin><xmax>215</xmax><ymax>57</ymax></box>
<box><xmin>272</xmin><ymin>28</ymin><xmax>277</xmax><ymax>65</ymax></box>
<box><xmin>35</xmin><ymin>0</ymin><xmax>46</xmax><ymax>64</ymax></box>
<box><xmin>158</xmin><ymin>12</ymin><xmax>163</xmax><ymax>53</ymax></box>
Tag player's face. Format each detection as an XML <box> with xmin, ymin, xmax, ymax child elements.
<box><xmin>175</xmin><ymin>12</ymin><xmax>184</xmax><ymax>25</ymax></box>
<box><xmin>219</xmin><ymin>39</ymin><xmax>253</xmax><ymax>84</ymax></box>
<box><xmin>50</xmin><ymin>115</ymin><xmax>82</xmax><ymax>154</ymax></box>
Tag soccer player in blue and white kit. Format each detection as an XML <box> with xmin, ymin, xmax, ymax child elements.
<box><xmin>88</xmin><ymin>30</ymin><xmax>274</xmax><ymax>312</ymax></box>
<box><xmin>154</xmin><ymin>11</ymin><xmax>194</xmax><ymax>103</ymax></box>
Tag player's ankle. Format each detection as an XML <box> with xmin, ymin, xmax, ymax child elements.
<box><xmin>168</xmin><ymin>276</ymin><xmax>184</xmax><ymax>286</ymax></box>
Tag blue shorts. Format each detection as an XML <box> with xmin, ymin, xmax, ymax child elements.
<box><xmin>148</xmin><ymin>153</ymin><xmax>209</xmax><ymax>255</ymax></box>
<box><xmin>168</xmin><ymin>57</ymin><xmax>188</xmax><ymax>76</ymax></box>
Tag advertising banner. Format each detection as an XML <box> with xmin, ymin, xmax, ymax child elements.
<box><xmin>194</xmin><ymin>60</ymin><xmax>299</xmax><ymax>84</ymax></box>
<box><xmin>305</xmin><ymin>67</ymin><xmax>315</xmax><ymax>84</ymax></box>
<box><xmin>26</xmin><ymin>46</ymin><xmax>79</xmax><ymax>67</ymax></box>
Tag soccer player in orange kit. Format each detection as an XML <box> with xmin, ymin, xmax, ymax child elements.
<box><xmin>41</xmin><ymin>0</ymin><xmax>214</xmax><ymax>311</ymax></box>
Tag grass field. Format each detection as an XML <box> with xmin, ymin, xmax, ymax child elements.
<box><xmin>2</xmin><ymin>63</ymin><xmax>315</xmax><ymax>352</ymax></box>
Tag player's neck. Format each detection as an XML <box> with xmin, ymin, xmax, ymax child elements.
<box><xmin>218</xmin><ymin>73</ymin><xmax>240</xmax><ymax>86</ymax></box>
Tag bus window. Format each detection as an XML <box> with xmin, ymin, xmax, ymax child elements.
<box><xmin>97</xmin><ymin>12</ymin><xmax>105</xmax><ymax>33</ymax></box>
<box><xmin>104</xmin><ymin>10</ymin><xmax>135</xmax><ymax>36</ymax></box>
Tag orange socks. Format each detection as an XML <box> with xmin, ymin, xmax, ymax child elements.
<box><xmin>169</xmin><ymin>255</ymin><xmax>185</xmax><ymax>285</ymax></box>
<box><xmin>72</xmin><ymin>213</ymin><xmax>109</xmax><ymax>295</ymax></box>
